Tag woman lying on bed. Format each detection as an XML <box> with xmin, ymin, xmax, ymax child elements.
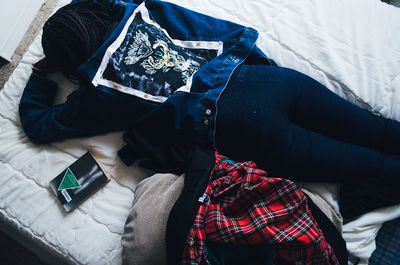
<box><xmin>19</xmin><ymin>0</ymin><xmax>400</xmax><ymax>217</ymax></box>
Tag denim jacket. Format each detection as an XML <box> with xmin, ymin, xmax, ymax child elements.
<box><xmin>19</xmin><ymin>0</ymin><xmax>272</xmax><ymax>161</ymax></box>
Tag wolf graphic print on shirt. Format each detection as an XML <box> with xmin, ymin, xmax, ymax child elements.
<box><xmin>94</xmin><ymin>5</ymin><xmax>221</xmax><ymax>103</ymax></box>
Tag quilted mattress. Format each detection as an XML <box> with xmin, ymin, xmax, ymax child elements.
<box><xmin>0</xmin><ymin>0</ymin><xmax>400</xmax><ymax>264</ymax></box>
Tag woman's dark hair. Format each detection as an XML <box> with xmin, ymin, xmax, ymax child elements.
<box><xmin>42</xmin><ymin>0</ymin><xmax>117</xmax><ymax>74</ymax></box>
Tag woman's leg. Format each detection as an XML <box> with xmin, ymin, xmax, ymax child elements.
<box><xmin>288</xmin><ymin>69</ymin><xmax>400</xmax><ymax>156</ymax></box>
<box><xmin>215</xmin><ymin>64</ymin><xmax>400</xmax><ymax>217</ymax></box>
<box><xmin>225</xmin><ymin>64</ymin><xmax>400</xmax><ymax>155</ymax></box>
<box><xmin>216</xmin><ymin>93</ymin><xmax>400</xmax><ymax>183</ymax></box>
<box><xmin>215</xmin><ymin>64</ymin><xmax>400</xmax><ymax>183</ymax></box>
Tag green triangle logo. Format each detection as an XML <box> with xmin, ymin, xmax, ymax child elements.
<box><xmin>58</xmin><ymin>168</ymin><xmax>81</xmax><ymax>191</ymax></box>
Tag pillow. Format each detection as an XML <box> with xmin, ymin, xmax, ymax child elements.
<box><xmin>122</xmin><ymin>173</ymin><xmax>184</xmax><ymax>265</ymax></box>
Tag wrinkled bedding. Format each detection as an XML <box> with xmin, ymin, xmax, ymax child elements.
<box><xmin>0</xmin><ymin>0</ymin><xmax>399</xmax><ymax>264</ymax></box>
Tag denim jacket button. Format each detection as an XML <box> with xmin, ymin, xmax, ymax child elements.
<box><xmin>204</xmin><ymin>119</ymin><xmax>209</xmax><ymax>126</ymax></box>
<box><xmin>205</xmin><ymin>109</ymin><xmax>212</xmax><ymax>115</ymax></box>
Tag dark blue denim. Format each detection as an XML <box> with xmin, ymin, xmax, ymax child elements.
<box><xmin>216</xmin><ymin>64</ymin><xmax>400</xmax><ymax>184</ymax></box>
<box><xmin>19</xmin><ymin>0</ymin><xmax>262</xmax><ymax>145</ymax></box>
<box><xmin>18</xmin><ymin>0</ymin><xmax>400</xmax><ymax>218</ymax></box>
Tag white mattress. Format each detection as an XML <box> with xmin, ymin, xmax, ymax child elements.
<box><xmin>0</xmin><ymin>0</ymin><xmax>399</xmax><ymax>264</ymax></box>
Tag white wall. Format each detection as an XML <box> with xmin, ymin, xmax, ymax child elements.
<box><xmin>0</xmin><ymin>0</ymin><xmax>44</xmax><ymax>61</ymax></box>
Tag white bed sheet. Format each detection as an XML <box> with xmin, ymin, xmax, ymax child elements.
<box><xmin>0</xmin><ymin>0</ymin><xmax>399</xmax><ymax>264</ymax></box>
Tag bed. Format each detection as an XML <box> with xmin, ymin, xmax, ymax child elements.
<box><xmin>0</xmin><ymin>0</ymin><xmax>399</xmax><ymax>264</ymax></box>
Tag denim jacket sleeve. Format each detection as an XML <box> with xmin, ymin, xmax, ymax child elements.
<box><xmin>19</xmin><ymin>74</ymin><xmax>107</xmax><ymax>144</ymax></box>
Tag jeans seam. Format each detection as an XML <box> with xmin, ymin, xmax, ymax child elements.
<box><xmin>381</xmin><ymin>118</ymin><xmax>393</xmax><ymax>154</ymax></box>
<box><xmin>289</xmin><ymin>71</ymin><xmax>305</xmax><ymax>120</ymax></box>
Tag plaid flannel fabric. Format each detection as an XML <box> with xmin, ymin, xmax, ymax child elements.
<box><xmin>182</xmin><ymin>152</ymin><xmax>339</xmax><ymax>265</ymax></box>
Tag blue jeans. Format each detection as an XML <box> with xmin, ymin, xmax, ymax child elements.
<box><xmin>216</xmin><ymin>64</ymin><xmax>400</xmax><ymax>217</ymax></box>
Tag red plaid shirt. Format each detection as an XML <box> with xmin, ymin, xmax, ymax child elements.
<box><xmin>182</xmin><ymin>152</ymin><xmax>339</xmax><ymax>265</ymax></box>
